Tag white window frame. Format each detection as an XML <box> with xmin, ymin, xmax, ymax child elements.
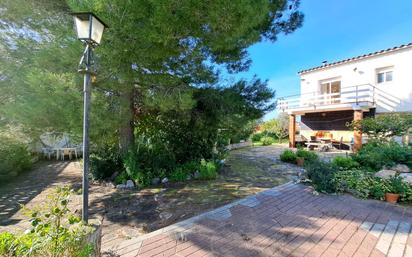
<box><xmin>376</xmin><ymin>67</ymin><xmax>394</xmax><ymax>84</ymax></box>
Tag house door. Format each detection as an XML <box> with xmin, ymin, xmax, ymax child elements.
<box><xmin>320</xmin><ymin>80</ymin><xmax>341</xmax><ymax>104</ymax></box>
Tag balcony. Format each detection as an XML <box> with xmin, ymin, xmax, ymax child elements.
<box><xmin>277</xmin><ymin>84</ymin><xmax>401</xmax><ymax>114</ymax></box>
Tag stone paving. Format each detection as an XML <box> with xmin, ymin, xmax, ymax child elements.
<box><xmin>105</xmin><ymin>183</ymin><xmax>412</xmax><ymax>257</ymax></box>
<box><xmin>0</xmin><ymin>161</ymin><xmax>81</xmax><ymax>230</ymax></box>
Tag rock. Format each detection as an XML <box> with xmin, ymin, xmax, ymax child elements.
<box><xmin>161</xmin><ymin>177</ymin><xmax>169</xmax><ymax>184</ymax></box>
<box><xmin>193</xmin><ymin>171</ymin><xmax>200</xmax><ymax>179</ymax></box>
<box><xmin>392</xmin><ymin>164</ymin><xmax>411</xmax><ymax>173</ymax></box>
<box><xmin>151</xmin><ymin>177</ymin><xmax>161</xmax><ymax>185</ymax></box>
<box><xmin>159</xmin><ymin>211</ymin><xmax>173</xmax><ymax>220</ymax></box>
<box><xmin>125</xmin><ymin>180</ymin><xmax>135</xmax><ymax>188</ymax></box>
<box><xmin>110</xmin><ymin>171</ymin><xmax>119</xmax><ymax>181</ymax></box>
<box><xmin>374</xmin><ymin>169</ymin><xmax>397</xmax><ymax>179</ymax></box>
<box><xmin>400</xmin><ymin>173</ymin><xmax>412</xmax><ymax>184</ymax></box>
<box><xmin>116</xmin><ymin>184</ymin><xmax>126</xmax><ymax>189</ymax></box>
<box><xmin>106</xmin><ymin>182</ymin><xmax>116</xmax><ymax>188</ymax></box>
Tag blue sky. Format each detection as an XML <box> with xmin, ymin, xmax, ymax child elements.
<box><xmin>232</xmin><ymin>0</ymin><xmax>412</xmax><ymax>120</ymax></box>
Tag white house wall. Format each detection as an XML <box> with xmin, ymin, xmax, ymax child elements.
<box><xmin>299</xmin><ymin>46</ymin><xmax>412</xmax><ymax>113</ymax></box>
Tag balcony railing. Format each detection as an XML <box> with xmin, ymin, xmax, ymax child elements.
<box><xmin>277</xmin><ymin>84</ymin><xmax>401</xmax><ymax>113</ymax></box>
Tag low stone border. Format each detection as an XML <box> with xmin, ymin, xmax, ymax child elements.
<box><xmin>226</xmin><ymin>141</ymin><xmax>253</xmax><ymax>150</ymax></box>
<box><xmin>86</xmin><ymin>219</ymin><xmax>103</xmax><ymax>257</ymax></box>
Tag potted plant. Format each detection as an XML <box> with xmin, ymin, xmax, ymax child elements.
<box><xmin>296</xmin><ymin>157</ymin><xmax>305</xmax><ymax>166</ymax></box>
<box><xmin>384</xmin><ymin>175</ymin><xmax>407</xmax><ymax>203</ymax></box>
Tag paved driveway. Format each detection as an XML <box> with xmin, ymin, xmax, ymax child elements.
<box><xmin>106</xmin><ymin>183</ymin><xmax>412</xmax><ymax>257</ymax></box>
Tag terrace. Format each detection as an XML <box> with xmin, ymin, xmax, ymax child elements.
<box><xmin>277</xmin><ymin>84</ymin><xmax>401</xmax><ymax>115</ymax></box>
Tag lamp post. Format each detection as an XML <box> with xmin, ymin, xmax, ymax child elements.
<box><xmin>72</xmin><ymin>12</ymin><xmax>108</xmax><ymax>223</ymax></box>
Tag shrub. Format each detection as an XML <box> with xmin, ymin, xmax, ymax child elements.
<box><xmin>352</xmin><ymin>142</ymin><xmax>412</xmax><ymax>171</ymax></box>
<box><xmin>170</xmin><ymin>167</ymin><xmax>189</xmax><ymax>182</ymax></box>
<box><xmin>90</xmin><ymin>145</ymin><xmax>122</xmax><ymax>180</ymax></box>
<box><xmin>331</xmin><ymin>156</ymin><xmax>359</xmax><ymax>170</ymax></box>
<box><xmin>251</xmin><ymin>133</ymin><xmax>264</xmax><ymax>142</ymax></box>
<box><xmin>334</xmin><ymin>169</ymin><xmax>376</xmax><ymax>198</ymax></box>
<box><xmin>114</xmin><ymin>171</ymin><xmax>129</xmax><ymax>185</ymax></box>
<box><xmin>305</xmin><ymin>160</ymin><xmax>337</xmax><ymax>193</ymax></box>
<box><xmin>349</xmin><ymin>113</ymin><xmax>412</xmax><ymax>141</ymax></box>
<box><xmin>280</xmin><ymin>149</ymin><xmax>297</xmax><ymax>163</ymax></box>
<box><xmin>0</xmin><ymin>136</ymin><xmax>32</xmax><ymax>182</ymax></box>
<box><xmin>260</xmin><ymin>136</ymin><xmax>275</xmax><ymax>146</ymax></box>
<box><xmin>0</xmin><ymin>187</ymin><xmax>94</xmax><ymax>257</ymax></box>
<box><xmin>296</xmin><ymin>149</ymin><xmax>318</xmax><ymax>162</ymax></box>
<box><xmin>385</xmin><ymin>175</ymin><xmax>408</xmax><ymax>194</ymax></box>
<box><xmin>198</xmin><ymin>159</ymin><xmax>218</xmax><ymax>180</ymax></box>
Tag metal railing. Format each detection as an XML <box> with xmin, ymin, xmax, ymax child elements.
<box><xmin>277</xmin><ymin>84</ymin><xmax>401</xmax><ymax>112</ymax></box>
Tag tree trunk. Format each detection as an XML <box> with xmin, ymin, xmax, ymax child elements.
<box><xmin>119</xmin><ymin>89</ymin><xmax>135</xmax><ymax>155</ymax></box>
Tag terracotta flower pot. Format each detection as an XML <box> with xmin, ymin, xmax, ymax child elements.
<box><xmin>385</xmin><ymin>193</ymin><xmax>400</xmax><ymax>203</ymax></box>
<box><xmin>296</xmin><ymin>157</ymin><xmax>304</xmax><ymax>167</ymax></box>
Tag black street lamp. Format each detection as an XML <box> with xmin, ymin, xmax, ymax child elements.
<box><xmin>72</xmin><ymin>12</ymin><xmax>108</xmax><ymax>223</ymax></box>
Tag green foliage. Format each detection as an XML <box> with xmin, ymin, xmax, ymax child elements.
<box><xmin>280</xmin><ymin>149</ymin><xmax>297</xmax><ymax>163</ymax></box>
<box><xmin>334</xmin><ymin>169</ymin><xmax>376</xmax><ymax>198</ymax></box>
<box><xmin>305</xmin><ymin>160</ymin><xmax>337</xmax><ymax>193</ymax></box>
<box><xmin>114</xmin><ymin>171</ymin><xmax>129</xmax><ymax>185</ymax></box>
<box><xmin>170</xmin><ymin>161</ymin><xmax>200</xmax><ymax>182</ymax></box>
<box><xmin>352</xmin><ymin>141</ymin><xmax>412</xmax><ymax>171</ymax></box>
<box><xmin>251</xmin><ymin>132</ymin><xmax>264</xmax><ymax>142</ymax></box>
<box><xmin>259</xmin><ymin>113</ymin><xmax>289</xmax><ymax>143</ymax></box>
<box><xmin>331</xmin><ymin>156</ymin><xmax>359</xmax><ymax>170</ymax></box>
<box><xmin>385</xmin><ymin>175</ymin><xmax>408</xmax><ymax>194</ymax></box>
<box><xmin>296</xmin><ymin>149</ymin><xmax>318</xmax><ymax>162</ymax></box>
<box><xmin>349</xmin><ymin>113</ymin><xmax>412</xmax><ymax>141</ymax></box>
<box><xmin>0</xmin><ymin>136</ymin><xmax>32</xmax><ymax>182</ymax></box>
<box><xmin>198</xmin><ymin>159</ymin><xmax>218</xmax><ymax>180</ymax></box>
<box><xmin>0</xmin><ymin>187</ymin><xmax>94</xmax><ymax>257</ymax></box>
<box><xmin>260</xmin><ymin>136</ymin><xmax>275</xmax><ymax>146</ymax></box>
<box><xmin>170</xmin><ymin>167</ymin><xmax>189</xmax><ymax>182</ymax></box>
<box><xmin>90</xmin><ymin>145</ymin><xmax>122</xmax><ymax>180</ymax></box>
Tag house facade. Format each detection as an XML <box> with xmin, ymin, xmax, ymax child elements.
<box><xmin>278</xmin><ymin>43</ymin><xmax>412</xmax><ymax>150</ymax></box>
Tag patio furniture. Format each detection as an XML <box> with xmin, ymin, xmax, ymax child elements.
<box><xmin>41</xmin><ymin>147</ymin><xmax>54</xmax><ymax>160</ymax></box>
<box><xmin>318</xmin><ymin>138</ymin><xmax>333</xmax><ymax>152</ymax></box>
<box><xmin>56</xmin><ymin>147</ymin><xmax>78</xmax><ymax>160</ymax></box>
<box><xmin>306</xmin><ymin>136</ymin><xmax>322</xmax><ymax>150</ymax></box>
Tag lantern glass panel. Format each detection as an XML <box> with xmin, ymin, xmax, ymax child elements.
<box><xmin>74</xmin><ymin>15</ymin><xmax>91</xmax><ymax>40</ymax></box>
<box><xmin>91</xmin><ymin>16</ymin><xmax>104</xmax><ymax>44</ymax></box>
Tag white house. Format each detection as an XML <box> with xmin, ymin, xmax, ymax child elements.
<box><xmin>278</xmin><ymin>42</ymin><xmax>412</xmax><ymax>150</ymax></box>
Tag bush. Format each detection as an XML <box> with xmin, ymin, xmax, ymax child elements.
<box><xmin>170</xmin><ymin>167</ymin><xmax>190</xmax><ymax>182</ymax></box>
<box><xmin>260</xmin><ymin>136</ymin><xmax>275</xmax><ymax>146</ymax></box>
<box><xmin>251</xmin><ymin>133</ymin><xmax>264</xmax><ymax>142</ymax></box>
<box><xmin>352</xmin><ymin>142</ymin><xmax>412</xmax><ymax>171</ymax></box>
<box><xmin>385</xmin><ymin>175</ymin><xmax>408</xmax><ymax>194</ymax></box>
<box><xmin>331</xmin><ymin>156</ymin><xmax>359</xmax><ymax>170</ymax></box>
<box><xmin>123</xmin><ymin>150</ymin><xmax>152</xmax><ymax>187</ymax></box>
<box><xmin>334</xmin><ymin>169</ymin><xmax>376</xmax><ymax>198</ymax></box>
<box><xmin>90</xmin><ymin>145</ymin><xmax>122</xmax><ymax>180</ymax></box>
<box><xmin>114</xmin><ymin>171</ymin><xmax>129</xmax><ymax>185</ymax></box>
<box><xmin>198</xmin><ymin>159</ymin><xmax>218</xmax><ymax>180</ymax></box>
<box><xmin>0</xmin><ymin>187</ymin><xmax>94</xmax><ymax>257</ymax></box>
<box><xmin>305</xmin><ymin>160</ymin><xmax>337</xmax><ymax>193</ymax></box>
<box><xmin>296</xmin><ymin>149</ymin><xmax>318</xmax><ymax>162</ymax></box>
<box><xmin>0</xmin><ymin>136</ymin><xmax>32</xmax><ymax>182</ymax></box>
<box><xmin>280</xmin><ymin>149</ymin><xmax>297</xmax><ymax>163</ymax></box>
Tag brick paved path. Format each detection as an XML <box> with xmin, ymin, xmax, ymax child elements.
<box><xmin>104</xmin><ymin>183</ymin><xmax>412</xmax><ymax>257</ymax></box>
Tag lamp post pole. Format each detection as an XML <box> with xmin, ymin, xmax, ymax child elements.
<box><xmin>82</xmin><ymin>44</ymin><xmax>92</xmax><ymax>223</ymax></box>
<box><xmin>72</xmin><ymin>12</ymin><xmax>107</xmax><ymax>224</ymax></box>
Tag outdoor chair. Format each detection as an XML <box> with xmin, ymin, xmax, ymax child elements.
<box><xmin>41</xmin><ymin>147</ymin><xmax>54</xmax><ymax>160</ymax></box>
<box><xmin>61</xmin><ymin>148</ymin><xmax>74</xmax><ymax>160</ymax></box>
